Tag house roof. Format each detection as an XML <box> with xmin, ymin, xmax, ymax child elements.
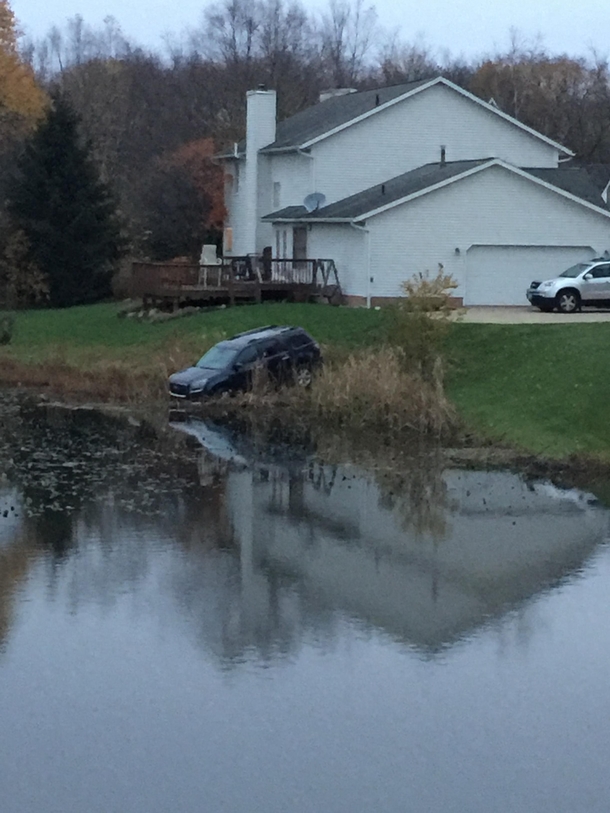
<box><xmin>263</xmin><ymin>160</ymin><xmax>490</xmax><ymax>221</ymax></box>
<box><xmin>219</xmin><ymin>76</ymin><xmax>574</xmax><ymax>159</ymax></box>
<box><xmin>524</xmin><ymin>167</ymin><xmax>610</xmax><ymax>208</ymax></box>
<box><xmin>263</xmin><ymin>160</ymin><xmax>610</xmax><ymax>223</ymax></box>
<box><xmin>216</xmin><ymin>79</ymin><xmax>430</xmax><ymax>159</ymax></box>
<box><xmin>261</xmin><ymin>79</ymin><xmax>431</xmax><ymax>151</ymax></box>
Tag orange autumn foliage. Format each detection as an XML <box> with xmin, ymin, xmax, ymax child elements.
<box><xmin>163</xmin><ymin>137</ymin><xmax>226</xmax><ymax>230</ymax></box>
<box><xmin>0</xmin><ymin>0</ymin><xmax>47</xmax><ymax>129</ymax></box>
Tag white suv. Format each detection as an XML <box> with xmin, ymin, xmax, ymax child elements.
<box><xmin>527</xmin><ymin>259</ymin><xmax>610</xmax><ymax>313</ymax></box>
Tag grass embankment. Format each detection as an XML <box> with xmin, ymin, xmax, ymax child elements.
<box><xmin>2</xmin><ymin>303</ymin><xmax>610</xmax><ymax>458</ymax></box>
<box><xmin>2</xmin><ymin>302</ymin><xmax>453</xmax><ymax>433</ymax></box>
<box><xmin>446</xmin><ymin>322</ymin><xmax>610</xmax><ymax>459</ymax></box>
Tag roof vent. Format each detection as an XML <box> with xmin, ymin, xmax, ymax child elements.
<box><xmin>440</xmin><ymin>145</ymin><xmax>446</xmax><ymax>167</ymax></box>
<box><xmin>375</xmin><ymin>93</ymin><xmax>380</xmax><ymax>107</ymax></box>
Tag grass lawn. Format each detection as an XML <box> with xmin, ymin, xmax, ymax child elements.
<box><xmin>4</xmin><ymin>302</ymin><xmax>384</xmax><ymax>363</ymax></box>
<box><xmin>446</xmin><ymin>322</ymin><xmax>610</xmax><ymax>458</ymax></box>
<box><xmin>2</xmin><ymin>302</ymin><xmax>610</xmax><ymax>459</ymax></box>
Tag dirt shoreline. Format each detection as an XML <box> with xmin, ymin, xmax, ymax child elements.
<box><xmin>4</xmin><ymin>385</ymin><xmax>608</xmax><ymax>502</ymax></box>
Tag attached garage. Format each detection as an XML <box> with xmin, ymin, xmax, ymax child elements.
<box><xmin>464</xmin><ymin>245</ymin><xmax>597</xmax><ymax>306</ymax></box>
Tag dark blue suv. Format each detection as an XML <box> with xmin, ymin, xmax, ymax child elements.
<box><xmin>168</xmin><ymin>325</ymin><xmax>322</xmax><ymax>400</ymax></box>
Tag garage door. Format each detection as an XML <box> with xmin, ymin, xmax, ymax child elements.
<box><xmin>465</xmin><ymin>245</ymin><xmax>596</xmax><ymax>306</ymax></box>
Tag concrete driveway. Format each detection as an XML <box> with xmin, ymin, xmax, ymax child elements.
<box><xmin>456</xmin><ymin>306</ymin><xmax>610</xmax><ymax>324</ymax></box>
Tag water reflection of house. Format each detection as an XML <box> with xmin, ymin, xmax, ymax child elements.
<box><xmin>187</xmin><ymin>425</ymin><xmax>607</xmax><ymax>654</ymax></box>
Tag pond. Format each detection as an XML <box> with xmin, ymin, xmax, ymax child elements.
<box><xmin>1</xmin><ymin>395</ymin><xmax>609</xmax><ymax>813</ymax></box>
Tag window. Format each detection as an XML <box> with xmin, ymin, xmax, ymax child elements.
<box><xmin>234</xmin><ymin>163</ymin><xmax>240</xmax><ymax>193</ymax></box>
<box><xmin>262</xmin><ymin>341</ymin><xmax>281</xmax><ymax>358</ymax></box>
<box><xmin>273</xmin><ymin>182</ymin><xmax>281</xmax><ymax>209</ymax></box>
<box><xmin>286</xmin><ymin>332</ymin><xmax>311</xmax><ymax>349</ymax></box>
<box><xmin>591</xmin><ymin>264</ymin><xmax>610</xmax><ymax>278</ymax></box>
<box><xmin>236</xmin><ymin>345</ymin><xmax>260</xmax><ymax>365</ymax></box>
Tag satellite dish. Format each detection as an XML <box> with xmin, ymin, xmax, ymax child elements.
<box><xmin>303</xmin><ymin>192</ymin><xmax>327</xmax><ymax>213</ymax></box>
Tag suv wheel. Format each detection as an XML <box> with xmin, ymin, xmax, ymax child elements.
<box><xmin>295</xmin><ymin>366</ymin><xmax>313</xmax><ymax>387</ymax></box>
<box><xmin>556</xmin><ymin>289</ymin><xmax>581</xmax><ymax>314</ymax></box>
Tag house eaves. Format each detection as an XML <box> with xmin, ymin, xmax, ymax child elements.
<box><xmin>352</xmin><ymin>160</ymin><xmax>497</xmax><ymax>221</ymax></box>
<box><xmin>264</xmin><ymin>158</ymin><xmax>610</xmax><ymax>225</ymax></box>
<box><xmin>353</xmin><ymin>159</ymin><xmax>610</xmax><ymax>222</ymax></box>
<box><xmin>438</xmin><ymin>78</ymin><xmax>574</xmax><ymax>158</ymax></box>
<box><xmin>494</xmin><ymin>162</ymin><xmax>610</xmax><ymax>218</ymax></box>
<box><xmin>261</xmin><ymin>210</ymin><xmax>352</xmax><ymax>223</ymax></box>
<box><xmin>283</xmin><ymin>76</ymin><xmax>573</xmax><ymax>158</ymax></box>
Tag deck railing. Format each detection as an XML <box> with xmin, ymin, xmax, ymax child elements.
<box><xmin>130</xmin><ymin>257</ymin><xmax>342</xmax><ymax>304</ymax></box>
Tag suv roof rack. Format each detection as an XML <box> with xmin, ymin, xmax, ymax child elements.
<box><xmin>230</xmin><ymin>325</ymin><xmax>299</xmax><ymax>340</ymax></box>
<box><xmin>231</xmin><ymin>325</ymin><xmax>277</xmax><ymax>338</ymax></box>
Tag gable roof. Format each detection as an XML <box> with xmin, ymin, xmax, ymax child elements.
<box><xmin>219</xmin><ymin>76</ymin><xmax>574</xmax><ymax>160</ymax></box>
<box><xmin>263</xmin><ymin>160</ymin><xmax>610</xmax><ymax>223</ymax></box>
<box><xmin>524</xmin><ymin>167</ymin><xmax>610</xmax><ymax>208</ymax></box>
<box><xmin>261</xmin><ymin>79</ymin><xmax>430</xmax><ymax>151</ymax></box>
<box><xmin>264</xmin><ymin>159</ymin><xmax>489</xmax><ymax>221</ymax></box>
<box><xmin>269</xmin><ymin>76</ymin><xmax>574</xmax><ymax>156</ymax></box>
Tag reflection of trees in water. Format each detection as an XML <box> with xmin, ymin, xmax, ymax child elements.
<box><xmin>311</xmin><ymin>432</ymin><xmax>451</xmax><ymax>540</ymax></box>
<box><xmin>0</xmin><ymin>393</ymin><xmax>217</xmax><ymax>649</ymax></box>
<box><xmin>0</xmin><ymin>534</ymin><xmax>38</xmax><ymax>652</ymax></box>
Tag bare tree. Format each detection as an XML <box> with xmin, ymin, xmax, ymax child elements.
<box><xmin>376</xmin><ymin>33</ymin><xmax>438</xmax><ymax>85</ymax></box>
<box><xmin>316</xmin><ymin>0</ymin><xmax>379</xmax><ymax>87</ymax></box>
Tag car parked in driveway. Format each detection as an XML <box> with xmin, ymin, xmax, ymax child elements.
<box><xmin>527</xmin><ymin>258</ymin><xmax>610</xmax><ymax>313</ymax></box>
<box><xmin>168</xmin><ymin>325</ymin><xmax>322</xmax><ymax>400</ymax></box>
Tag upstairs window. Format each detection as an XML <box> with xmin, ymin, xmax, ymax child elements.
<box><xmin>273</xmin><ymin>181</ymin><xmax>281</xmax><ymax>209</ymax></box>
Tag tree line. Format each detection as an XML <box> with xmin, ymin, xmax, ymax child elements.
<box><xmin>2</xmin><ymin>0</ymin><xmax>610</xmax><ymax>307</ymax></box>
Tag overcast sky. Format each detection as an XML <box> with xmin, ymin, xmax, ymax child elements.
<box><xmin>10</xmin><ymin>0</ymin><xmax>610</xmax><ymax>61</ymax></box>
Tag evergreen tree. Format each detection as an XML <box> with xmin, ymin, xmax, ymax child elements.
<box><xmin>7</xmin><ymin>91</ymin><xmax>123</xmax><ymax>307</ymax></box>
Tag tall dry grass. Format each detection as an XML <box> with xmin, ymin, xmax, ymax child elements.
<box><xmin>230</xmin><ymin>346</ymin><xmax>455</xmax><ymax>437</ymax></box>
<box><xmin>0</xmin><ymin>335</ymin><xmax>213</xmax><ymax>404</ymax></box>
<box><xmin>307</xmin><ymin>348</ymin><xmax>454</xmax><ymax>435</ymax></box>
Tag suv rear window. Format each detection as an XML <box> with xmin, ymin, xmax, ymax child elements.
<box><xmin>286</xmin><ymin>332</ymin><xmax>312</xmax><ymax>349</ymax></box>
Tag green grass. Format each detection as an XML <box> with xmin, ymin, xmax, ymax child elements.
<box><xmin>5</xmin><ymin>302</ymin><xmax>384</xmax><ymax>361</ymax></box>
<box><xmin>4</xmin><ymin>302</ymin><xmax>610</xmax><ymax>459</ymax></box>
<box><xmin>446</xmin><ymin>322</ymin><xmax>610</xmax><ymax>458</ymax></box>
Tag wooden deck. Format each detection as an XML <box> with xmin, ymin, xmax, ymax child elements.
<box><xmin>131</xmin><ymin>258</ymin><xmax>343</xmax><ymax>308</ymax></box>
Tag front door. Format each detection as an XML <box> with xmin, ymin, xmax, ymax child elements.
<box><xmin>293</xmin><ymin>227</ymin><xmax>307</xmax><ymax>268</ymax></box>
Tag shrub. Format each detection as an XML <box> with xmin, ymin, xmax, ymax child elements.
<box><xmin>384</xmin><ymin>265</ymin><xmax>457</xmax><ymax>382</ymax></box>
<box><xmin>0</xmin><ymin>227</ymin><xmax>49</xmax><ymax>308</ymax></box>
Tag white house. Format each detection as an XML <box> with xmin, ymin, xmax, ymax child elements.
<box><xmin>220</xmin><ymin>76</ymin><xmax>610</xmax><ymax>307</ymax></box>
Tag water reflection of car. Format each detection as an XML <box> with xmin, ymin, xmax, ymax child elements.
<box><xmin>168</xmin><ymin>325</ymin><xmax>322</xmax><ymax>400</ymax></box>
<box><xmin>526</xmin><ymin>258</ymin><xmax>610</xmax><ymax>313</ymax></box>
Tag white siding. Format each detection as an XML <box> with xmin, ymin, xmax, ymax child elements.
<box><xmin>307</xmin><ymin>224</ymin><xmax>367</xmax><ymax>296</ymax></box>
<box><xmin>268</xmin><ymin>153</ymin><xmax>313</xmax><ymax>212</ymax></box>
<box><xmin>311</xmin><ymin>84</ymin><xmax>559</xmax><ymax>205</ymax></box>
<box><xmin>224</xmin><ymin>158</ymin><xmax>249</xmax><ymax>256</ymax></box>
<box><xmin>363</xmin><ymin>165</ymin><xmax>610</xmax><ymax>301</ymax></box>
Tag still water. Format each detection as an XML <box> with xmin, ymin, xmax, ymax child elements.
<box><xmin>1</xmin><ymin>396</ymin><xmax>610</xmax><ymax>813</ymax></box>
